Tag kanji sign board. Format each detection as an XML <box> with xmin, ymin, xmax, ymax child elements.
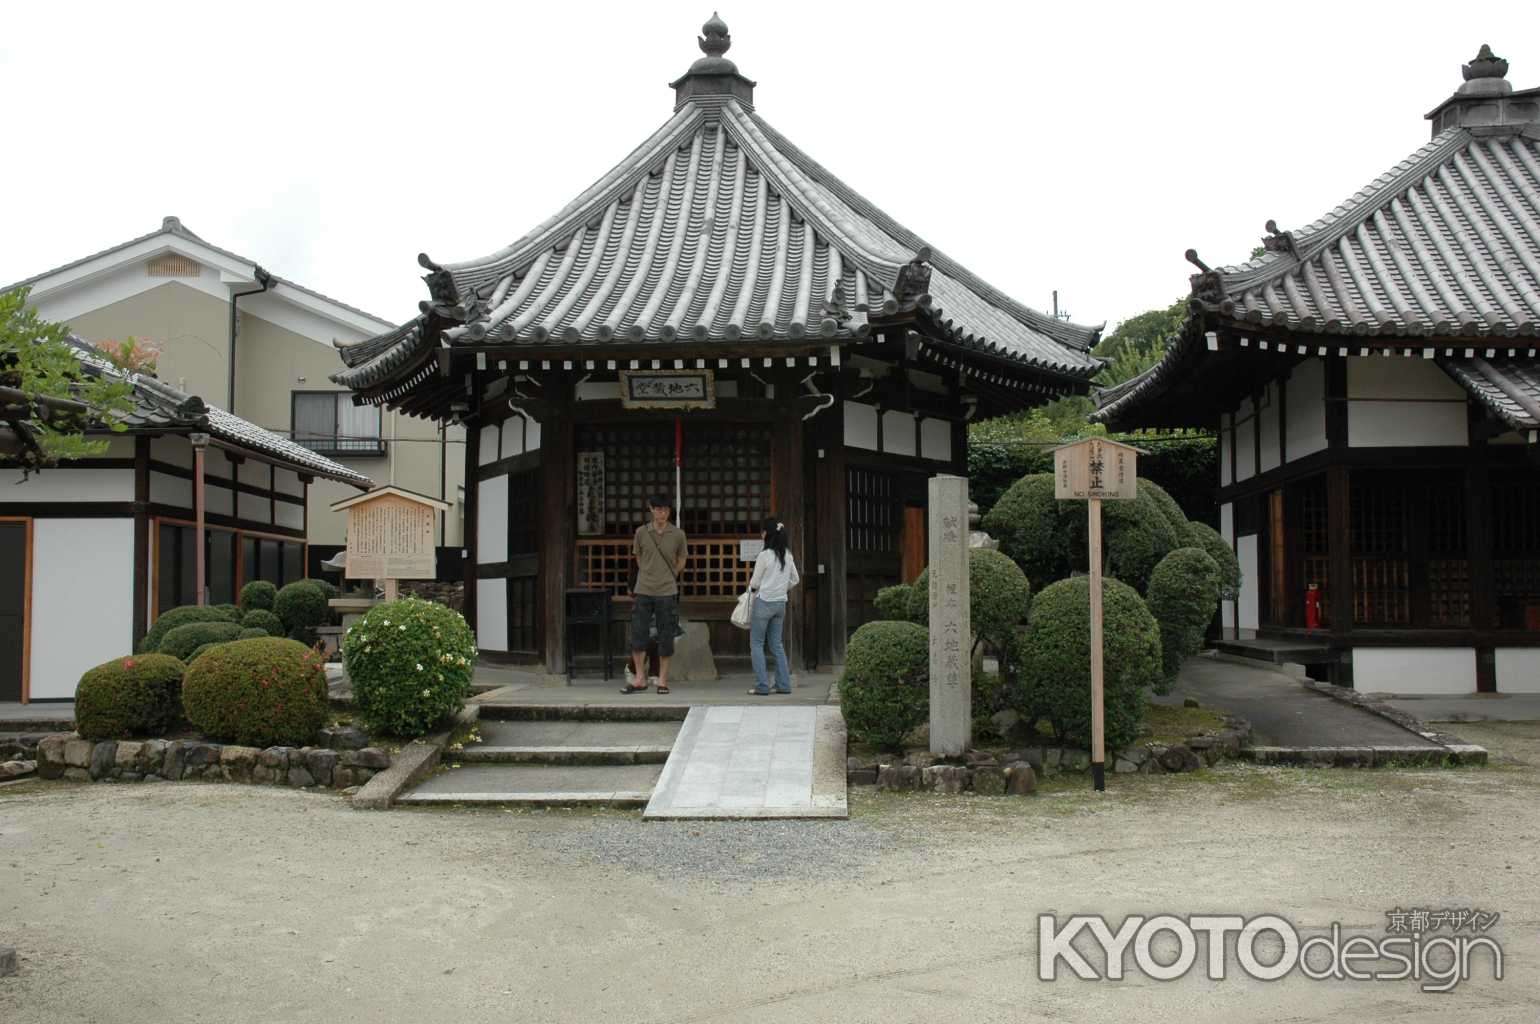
<box><xmin>1053</xmin><ymin>438</ymin><xmax>1141</xmax><ymax>501</ymax></box>
<box><xmin>329</xmin><ymin>487</ymin><xmax>450</xmax><ymax>580</ymax></box>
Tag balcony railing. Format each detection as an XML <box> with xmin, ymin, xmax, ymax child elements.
<box><xmin>293</xmin><ymin>434</ymin><xmax>388</xmax><ymax>457</ymax></box>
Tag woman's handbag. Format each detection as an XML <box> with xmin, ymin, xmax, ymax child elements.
<box><xmin>731</xmin><ymin>590</ymin><xmax>754</xmax><ymax>630</ymax></box>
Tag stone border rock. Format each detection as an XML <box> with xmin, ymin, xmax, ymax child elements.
<box><xmin>848</xmin><ymin>713</ymin><xmax>1254</xmax><ymax>793</ymax></box>
<box><xmin>34</xmin><ymin>734</ymin><xmax>391</xmax><ymax>789</ymax></box>
<box><xmin>353</xmin><ymin>705</ymin><xmax>480</xmax><ymax>810</ymax></box>
<box><xmin>1238</xmin><ymin>744</ymin><xmax>1486</xmax><ymax>767</ymax></box>
<box><xmin>1299</xmin><ymin>680</ymin><xmax>1488</xmax><ymax>763</ymax></box>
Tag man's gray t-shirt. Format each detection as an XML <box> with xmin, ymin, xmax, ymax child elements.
<box><xmin>634</xmin><ymin>522</ymin><xmax>687</xmax><ymax>597</ymax></box>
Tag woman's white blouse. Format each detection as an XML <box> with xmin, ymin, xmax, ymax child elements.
<box><xmin>749</xmin><ymin>549</ymin><xmax>800</xmax><ymax>602</ymax></box>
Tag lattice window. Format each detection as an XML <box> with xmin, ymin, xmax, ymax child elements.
<box><xmin>1429</xmin><ymin>560</ymin><xmax>1471</xmax><ymax>626</ymax></box>
<box><xmin>508</xmin><ymin>576</ymin><xmax>538</xmax><ymax>654</ymax></box>
<box><xmin>679</xmin><ymin>426</ymin><xmax>772</xmax><ymax>536</ymax></box>
<box><xmin>575</xmin><ymin>537</ymin><xmax>753</xmax><ymax>601</ymax></box>
<box><xmin>1353</xmin><ymin>558</ymin><xmax>1410</xmax><ymax>625</ymax></box>
<box><xmin>1351</xmin><ymin>477</ymin><xmax>1409</xmax><ymax>625</ymax></box>
<box><xmin>1492</xmin><ymin>472</ymin><xmax>1540</xmax><ymax>629</ymax></box>
<box><xmin>576</xmin><ymin>539</ymin><xmax>635</xmax><ymax>599</ymax></box>
<box><xmin>1299</xmin><ymin>476</ymin><xmax>1328</xmax><ymax>557</ymax></box>
<box><xmin>508</xmin><ymin>469</ymin><xmax>539</xmax><ymax>555</ymax></box>
<box><xmin>848</xmin><ymin>467</ymin><xmax>898</xmax><ymax>554</ymax></box>
<box><xmin>1426</xmin><ymin>480</ymin><xmax>1469</xmax><ymax>626</ymax></box>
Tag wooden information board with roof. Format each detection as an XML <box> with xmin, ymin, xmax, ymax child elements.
<box><xmin>330</xmin><ymin>487</ymin><xmax>450</xmax><ymax>599</ymax></box>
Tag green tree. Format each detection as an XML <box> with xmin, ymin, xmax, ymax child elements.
<box><xmin>1092</xmin><ymin>298</ymin><xmax>1187</xmax><ymax>363</ymax></box>
<box><xmin>1</xmin><ymin>287</ymin><xmax>134</xmax><ymax>473</ymax></box>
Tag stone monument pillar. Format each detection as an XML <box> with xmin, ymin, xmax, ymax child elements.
<box><xmin>928</xmin><ymin>475</ymin><xmax>971</xmax><ymax>755</ymax></box>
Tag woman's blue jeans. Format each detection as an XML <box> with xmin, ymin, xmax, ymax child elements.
<box><xmin>749</xmin><ymin>597</ymin><xmax>791</xmax><ymax>694</ymax></box>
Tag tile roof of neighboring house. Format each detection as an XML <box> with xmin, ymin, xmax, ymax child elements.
<box><xmin>1441</xmin><ymin>357</ymin><xmax>1540</xmax><ymax>432</ymax></box>
<box><xmin>1096</xmin><ymin>45</ymin><xmax>1540</xmax><ymax>430</ymax></box>
<box><xmin>6</xmin><ymin>216</ymin><xmax>396</xmax><ymax>332</ymax></box>
<box><xmin>332</xmin><ymin>15</ymin><xmax>1102</xmax><ymax>395</ymax></box>
<box><xmin>69</xmin><ymin>339</ymin><xmax>372</xmax><ymax>486</ymax></box>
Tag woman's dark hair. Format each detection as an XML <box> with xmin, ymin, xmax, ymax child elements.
<box><xmin>761</xmin><ymin>516</ymin><xmax>787</xmax><ymax>570</ymax></box>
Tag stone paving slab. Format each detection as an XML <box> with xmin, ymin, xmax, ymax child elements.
<box><xmin>473</xmin><ymin>719</ymin><xmax>682</xmax><ymax>747</ymax></box>
<box><xmin>397</xmin><ymin>763</ymin><xmax>662</xmax><ymax>807</ymax></box>
<box><xmin>644</xmin><ymin>705</ymin><xmax>847</xmax><ymax>820</ymax></box>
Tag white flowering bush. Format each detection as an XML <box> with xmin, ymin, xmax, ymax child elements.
<box><xmin>342</xmin><ymin>597</ymin><xmax>477</xmax><ymax>738</ymax></box>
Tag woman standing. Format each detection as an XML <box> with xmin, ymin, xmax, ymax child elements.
<box><xmin>747</xmin><ymin>516</ymin><xmax>800</xmax><ymax>695</ymax></box>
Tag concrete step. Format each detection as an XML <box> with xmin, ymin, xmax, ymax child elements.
<box><xmin>396</xmin><ymin>763</ymin><xmax>663</xmax><ymax>808</ymax></box>
<box><xmin>459</xmin><ymin>718</ymin><xmax>680</xmax><ymax>765</ymax></box>
<box><xmin>477</xmin><ymin>702</ymin><xmax>691</xmax><ymax>723</ymax></box>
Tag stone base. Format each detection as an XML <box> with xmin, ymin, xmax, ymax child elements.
<box><xmin>670</xmin><ymin>621</ymin><xmax>718</xmax><ymax>682</ymax></box>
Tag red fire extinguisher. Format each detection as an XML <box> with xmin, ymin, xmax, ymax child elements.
<box><xmin>1304</xmin><ymin>582</ymin><xmax>1322</xmax><ymax>630</ymax></box>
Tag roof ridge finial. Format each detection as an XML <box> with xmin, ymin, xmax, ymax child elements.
<box><xmin>699</xmin><ymin>12</ymin><xmax>730</xmax><ymax>59</ymax></box>
<box><xmin>1463</xmin><ymin>43</ymin><xmax>1508</xmax><ymax>82</ymax></box>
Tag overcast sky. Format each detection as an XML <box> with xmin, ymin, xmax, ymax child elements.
<box><xmin>3</xmin><ymin>0</ymin><xmax>1535</xmax><ymax>338</ymax></box>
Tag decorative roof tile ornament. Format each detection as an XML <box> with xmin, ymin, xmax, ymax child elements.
<box><xmin>332</xmin><ymin>14</ymin><xmax>1105</xmax><ymax>407</ymax></box>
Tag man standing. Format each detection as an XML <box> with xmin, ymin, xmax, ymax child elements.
<box><xmin>622</xmin><ymin>493</ymin><xmax>687</xmax><ymax>694</ymax></box>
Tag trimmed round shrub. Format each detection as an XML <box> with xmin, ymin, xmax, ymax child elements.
<box><xmin>1012</xmin><ymin>576</ymin><xmax>1161</xmax><ymax>751</ymax></box>
<box><xmin>873</xmin><ymin>584</ymin><xmax>914</xmax><ymax>622</ymax></box>
<box><xmin>275</xmin><ymin>580</ymin><xmax>330</xmax><ymax>642</ymax></box>
<box><xmin>141</xmin><ymin>605</ymin><xmax>232</xmax><ymax>654</ymax></box>
<box><xmin>158</xmin><ymin>621</ymin><xmax>244</xmax><ymax>661</ymax></box>
<box><xmin>74</xmin><ymin>653</ymin><xmax>187</xmax><ymax>740</ymax></box>
<box><xmin>1140</xmin><ymin>479</ymin><xmax>1199</xmax><ymax>546</ymax></box>
<box><xmin>982</xmin><ymin>473</ymin><xmax>1076</xmax><ymax>588</ymax></box>
<box><xmin>211</xmin><ymin>603</ymin><xmax>241</xmax><ymax>622</ymax></box>
<box><xmin>909</xmin><ymin>550</ymin><xmax>1031</xmax><ymax>652</ymax></box>
<box><xmin>182</xmin><ymin>637</ymin><xmax>328</xmax><ymax>746</ymax></box>
<box><xmin>239</xmin><ymin>580</ymin><xmax>277</xmax><ymax>614</ymax></box>
<box><xmin>838</xmin><ymin>620</ymin><xmax>929</xmax><ymax>750</ymax></box>
<box><xmin>1146</xmin><ymin>547</ymin><xmax>1222</xmax><ymax>692</ymax></box>
<box><xmin>188</xmin><ymin>641</ymin><xmax>228</xmax><ymax>663</ymax></box>
<box><xmin>1188</xmin><ymin>521</ymin><xmax>1242</xmax><ymax>600</ymax></box>
<box><xmin>1077</xmin><ymin>483</ymin><xmax>1183</xmax><ymax>596</ymax></box>
<box><xmin>240</xmin><ymin>608</ymin><xmax>286</xmax><ymax>638</ymax></box>
<box><xmin>239</xmin><ymin>627</ymin><xmax>270</xmax><ymax>639</ymax></box>
<box><xmin>343</xmin><ymin>597</ymin><xmax>477</xmax><ymax>738</ymax></box>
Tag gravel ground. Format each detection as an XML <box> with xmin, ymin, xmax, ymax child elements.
<box><xmin>3</xmin><ymin>751</ymin><xmax>1539</xmax><ymax>1023</ymax></box>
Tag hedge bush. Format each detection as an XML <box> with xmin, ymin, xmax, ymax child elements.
<box><xmin>74</xmin><ymin>653</ymin><xmax>187</xmax><ymax>740</ymax></box>
<box><xmin>873</xmin><ymin>584</ymin><xmax>913</xmax><ymax>622</ymax></box>
<box><xmin>275</xmin><ymin>580</ymin><xmax>330</xmax><ymax>643</ymax></box>
<box><xmin>910</xmin><ymin>549</ymin><xmax>1031</xmax><ymax>653</ymax></box>
<box><xmin>239</xmin><ymin>580</ymin><xmax>277</xmax><ymax>614</ymax></box>
<box><xmin>158</xmin><ymin>620</ymin><xmax>244</xmax><ymax>661</ymax></box>
<box><xmin>1145</xmin><ymin>547</ymin><xmax>1222</xmax><ymax>691</ymax></box>
<box><xmin>1092</xmin><ymin>484</ymin><xmax>1184</xmax><ymax>596</ymax></box>
<box><xmin>981</xmin><ymin>474</ymin><xmax>1076</xmax><ymax>588</ymax></box>
<box><xmin>141</xmin><ymin>605</ymin><xmax>234</xmax><ymax>654</ymax></box>
<box><xmin>1140</xmin><ymin>479</ymin><xmax>1199</xmax><ymax>547</ymax></box>
<box><xmin>188</xmin><ymin>641</ymin><xmax>228</xmax><ymax>663</ymax></box>
<box><xmin>1188</xmin><ymin>521</ymin><xmax>1242</xmax><ymax>600</ymax></box>
<box><xmin>213</xmin><ymin>603</ymin><xmax>242</xmax><ymax>622</ymax></box>
<box><xmin>838</xmin><ymin>620</ymin><xmax>929</xmax><ymax>750</ymax></box>
<box><xmin>1012</xmin><ymin>576</ymin><xmax>1161</xmax><ymax>751</ymax></box>
<box><xmin>238</xmin><ymin>627</ymin><xmax>271</xmax><ymax>640</ymax></box>
<box><xmin>182</xmin><ymin>637</ymin><xmax>328</xmax><ymax>747</ymax></box>
<box><xmin>239</xmin><ymin>609</ymin><xmax>286</xmax><ymax>638</ymax></box>
<box><xmin>343</xmin><ymin>598</ymin><xmax>477</xmax><ymax>737</ymax></box>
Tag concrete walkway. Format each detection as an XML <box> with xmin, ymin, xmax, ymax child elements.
<box><xmin>644</xmin><ymin>705</ymin><xmax>847</xmax><ymax>819</ymax></box>
<box><xmin>1155</xmin><ymin>655</ymin><xmax>1439</xmax><ymax>748</ymax></box>
<box><xmin>471</xmin><ymin>666</ymin><xmax>838</xmax><ymax>708</ymax></box>
<box><xmin>0</xmin><ymin>703</ymin><xmax>74</xmax><ymax>730</ymax></box>
<box><xmin>1381</xmin><ymin>693</ymin><xmax>1540</xmax><ymax>723</ymax></box>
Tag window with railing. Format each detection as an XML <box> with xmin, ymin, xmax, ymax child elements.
<box><xmin>1348</xmin><ymin>471</ymin><xmax>1468</xmax><ymax>627</ymax></box>
<box><xmin>292</xmin><ymin>391</ymin><xmax>385</xmax><ymax>456</ymax></box>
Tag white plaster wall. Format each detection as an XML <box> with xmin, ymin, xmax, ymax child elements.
<box><xmin>1219</xmin><ymin>422</ymin><xmax>1231</xmax><ymax>486</ymax></box>
<box><xmin>525</xmin><ymin>418</ymin><xmax>542</xmax><ymax>451</ymax></box>
<box><xmin>1220</xmin><ymin>502</ymin><xmax>1236</xmax><ymax>626</ymax></box>
<box><xmin>276</xmin><ymin>502</ymin><xmax>305</xmax><ymax>531</ymax></box>
<box><xmin>1495</xmin><ymin>649</ymin><xmax>1540</xmax><ymax>694</ymax></box>
<box><xmin>1236</xmin><ymin>534</ymin><xmax>1259</xmax><ymax>631</ymax></box>
<box><xmin>1348</xmin><ymin>401</ymin><xmax>1467</xmax><ymax>448</ymax></box>
<box><xmin>1353</xmin><ymin>647</ymin><xmax>1477</xmax><ymax>695</ymax></box>
<box><xmin>502</xmin><ymin>415</ymin><xmax>526</xmax><ymax>458</ymax></box>
<box><xmin>476</xmin><ymin>578</ymin><xmax>508</xmax><ymax>652</ymax></box>
<box><xmin>575</xmin><ymin>381</ymin><xmax>621</xmax><ymax>401</ymax></box>
<box><xmin>149</xmin><ymin>470</ymin><xmax>193</xmax><ymax>510</ymax></box>
<box><xmin>881</xmin><ymin>410</ymin><xmax>916</xmax><ymax>456</ymax></box>
<box><xmin>151</xmin><ymin>435</ymin><xmax>194</xmax><ymax>469</ymax></box>
<box><xmin>274</xmin><ymin>468</ymin><xmax>304</xmax><ymax>496</ymax></box>
<box><xmin>1234</xmin><ymin>399</ymin><xmax>1256</xmax><ymax>482</ymax></box>
<box><xmin>1347</xmin><ymin>356</ymin><xmax>1467</xmax><ymax>400</ymax></box>
<box><xmin>920</xmin><ymin>418</ymin><xmax>951</xmax><ymax>462</ymax></box>
<box><xmin>1285</xmin><ymin>358</ymin><xmax>1328</xmax><ymax>461</ymax></box>
<box><xmin>206</xmin><ymin>483</ymin><xmax>234</xmax><ymax>517</ymax></box>
<box><xmin>478</xmin><ymin>425</ymin><xmax>500</xmax><ymax>467</ymax></box>
<box><xmin>0</xmin><ymin>468</ymin><xmax>133</xmax><ymax>501</ymax></box>
<box><xmin>29</xmin><ymin>518</ymin><xmax>135</xmax><ymax>699</ymax></box>
<box><xmin>238</xmin><ymin>491</ymin><xmax>271</xmax><ymax>524</ymax></box>
<box><xmin>238</xmin><ymin>459</ymin><xmax>270</xmax><ymax>487</ymax></box>
<box><xmin>478</xmin><ymin>474</ymin><xmax>509</xmax><ymax>564</ymax></box>
<box><xmin>843</xmin><ymin>402</ymin><xmax>878</xmax><ymax>451</ymax></box>
<box><xmin>1259</xmin><ymin>383</ymin><xmax>1281</xmax><ymax>474</ymax></box>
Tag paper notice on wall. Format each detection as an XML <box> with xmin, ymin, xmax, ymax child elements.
<box><xmin>739</xmin><ymin>539</ymin><xmax>763</xmax><ymax>562</ymax></box>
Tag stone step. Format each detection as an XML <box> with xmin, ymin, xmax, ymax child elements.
<box><xmin>395</xmin><ymin>762</ymin><xmax>663</xmax><ymax>808</ymax></box>
<box><xmin>477</xmin><ymin>702</ymin><xmax>691</xmax><ymax>723</ymax></box>
<box><xmin>460</xmin><ymin>719</ymin><xmax>679</xmax><ymax>765</ymax></box>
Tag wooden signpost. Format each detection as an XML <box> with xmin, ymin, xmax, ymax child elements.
<box><xmin>1053</xmin><ymin>438</ymin><xmax>1141</xmax><ymax>792</ymax></box>
<box><xmin>329</xmin><ymin>486</ymin><xmax>450</xmax><ymax>601</ymax></box>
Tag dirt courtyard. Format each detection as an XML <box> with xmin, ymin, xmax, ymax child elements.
<box><xmin>3</xmin><ymin>724</ymin><xmax>1538</xmax><ymax>1024</ymax></box>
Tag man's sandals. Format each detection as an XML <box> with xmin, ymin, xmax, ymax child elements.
<box><xmin>620</xmin><ymin>680</ymin><xmax>670</xmax><ymax>695</ymax></box>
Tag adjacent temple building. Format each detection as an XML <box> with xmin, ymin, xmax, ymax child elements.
<box><xmin>1097</xmin><ymin>46</ymin><xmax>1540</xmax><ymax>695</ymax></box>
<box><xmin>332</xmin><ymin>15</ymin><xmax>1103</xmax><ymax>673</ymax></box>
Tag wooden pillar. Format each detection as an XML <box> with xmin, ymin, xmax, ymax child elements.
<box><xmin>131</xmin><ymin>436</ymin><xmax>150</xmax><ymax>648</ymax></box>
<box><xmin>461</xmin><ymin>392</ymin><xmax>480</xmax><ymax>641</ymax></box>
<box><xmin>1324</xmin><ymin>358</ymin><xmax>1352</xmax><ymax>684</ymax></box>
<box><xmin>1466</xmin><ymin>404</ymin><xmax>1496</xmax><ymax>692</ymax></box>
<box><xmin>191</xmin><ymin>433</ymin><xmax>208</xmax><ymax>605</ymax></box>
<box><xmin>774</xmin><ymin>371</ymin><xmax>807</xmax><ymax>672</ymax></box>
<box><xmin>816</xmin><ymin>404</ymin><xmax>848</xmax><ymax>668</ymax></box>
<box><xmin>540</xmin><ymin>376</ymin><xmax>576</xmax><ymax>675</ymax></box>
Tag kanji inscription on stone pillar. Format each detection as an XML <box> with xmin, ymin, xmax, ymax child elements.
<box><xmin>928</xmin><ymin>474</ymin><xmax>971</xmax><ymax>755</ymax></box>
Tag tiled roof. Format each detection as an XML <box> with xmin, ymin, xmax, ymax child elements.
<box><xmin>68</xmin><ymin>339</ymin><xmax>372</xmax><ymax>486</ymax></box>
<box><xmin>1442</xmin><ymin>357</ymin><xmax>1540</xmax><ymax>432</ymax></box>
<box><xmin>1194</xmin><ymin>126</ymin><xmax>1540</xmax><ymax>338</ymax></box>
<box><xmin>332</xmin><ymin>20</ymin><xmax>1101</xmax><ymax>395</ymax></box>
